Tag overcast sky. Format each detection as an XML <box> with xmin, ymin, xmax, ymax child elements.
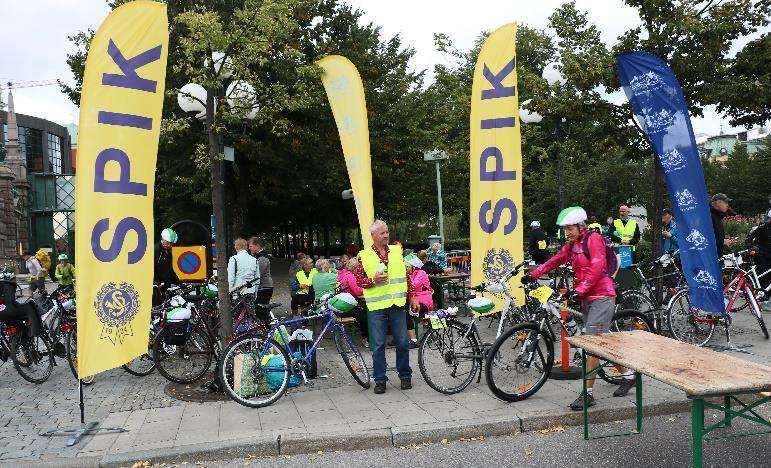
<box><xmin>1</xmin><ymin>0</ymin><xmax>766</xmax><ymax>136</ymax></box>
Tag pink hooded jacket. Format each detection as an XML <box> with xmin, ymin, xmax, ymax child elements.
<box><xmin>338</xmin><ymin>269</ymin><xmax>363</xmax><ymax>297</ymax></box>
<box><xmin>409</xmin><ymin>268</ymin><xmax>434</xmax><ymax>309</ymax></box>
<box><xmin>530</xmin><ymin>230</ymin><xmax>616</xmax><ymax>300</ymax></box>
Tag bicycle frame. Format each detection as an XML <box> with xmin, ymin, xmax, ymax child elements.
<box><xmin>262</xmin><ymin>310</ymin><xmax>351</xmax><ymax>381</ymax></box>
<box><xmin>724</xmin><ymin>270</ymin><xmax>764</xmax><ymax>321</ymax></box>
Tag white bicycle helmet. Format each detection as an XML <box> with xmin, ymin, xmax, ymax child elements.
<box><xmin>556</xmin><ymin>206</ymin><xmax>587</xmax><ymax>226</ymax></box>
<box><xmin>58</xmin><ymin>254</ymin><xmax>68</xmax><ymax>261</ymax></box>
<box><xmin>530</xmin><ymin>220</ymin><xmax>541</xmax><ymax>228</ymax></box>
<box><xmin>161</xmin><ymin>228</ymin><xmax>178</xmax><ymax>243</ymax></box>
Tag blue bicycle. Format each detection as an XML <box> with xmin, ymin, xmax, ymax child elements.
<box><xmin>217</xmin><ymin>291</ymin><xmax>370</xmax><ymax>408</ymax></box>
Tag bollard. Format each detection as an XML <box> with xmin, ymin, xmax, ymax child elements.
<box><xmin>550</xmin><ymin>288</ymin><xmax>582</xmax><ymax>380</ymax></box>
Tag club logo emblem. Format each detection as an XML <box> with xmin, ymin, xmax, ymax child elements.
<box><xmin>630</xmin><ymin>71</ymin><xmax>666</xmax><ymax>96</ymax></box>
<box><xmin>642</xmin><ymin>108</ymin><xmax>677</xmax><ymax>134</ymax></box>
<box><xmin>94</xmin><ymin>282</ymin><xmax>140</xmax><ymax>345</ymax></box>
<box><xmin>483</xmin><ymin>248</ymin><xmax>514</xmax><ymax>283</ymax></box>
<box><xmin>675</xmin><ymin>188</ymin><xmax>697</xmax><ymax>211</ymax></box>
<box><xmin>694</xmin><ymin>270</ymin><xmax>717</xmax><ymax>289</ymax></box>
<box><xmin>660</xmin><ymin>148</ymin><xmax>687</xmax><ymax>173</ymax></box>
<box><xmin>685</xmin><ymin>229</ymin><xmax>708</xmax><ymax>251</ymax></box>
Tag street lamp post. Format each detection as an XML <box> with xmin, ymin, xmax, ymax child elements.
<box><xmin>177</xmin><ymin>52</ymin><xmax>258</xmax><ymax>340</ymax></box>
<box><xmin>520</xmin><ymin>101</ymin><xmax>567</xmax><ymax>211</ymax></box>
<box><xmin>423</xmin><ymin>150</ymin><xmax>449</xmax><ymax>248</ymax></box>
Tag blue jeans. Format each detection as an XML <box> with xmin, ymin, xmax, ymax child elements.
<box><xmin>369</xmin><ymin>305</ymin><xmax>412</xmax><ymax>383</ymax></box>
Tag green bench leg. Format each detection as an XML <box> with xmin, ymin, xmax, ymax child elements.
<box><xmin>692</xmin><ymin>398</ymin><xmax>704</xmax><ymax>468</ymax></box>
<box><xmin>724</xmin><ymin>395</ymin><xmax>731</xmax><ymax>427</ymax></box>
<box><xmin>635</xmin><ymin>371</ymin><xmax>643</xmax><ymax>433</ymax></box>
<box><xmin>582</xmin><ymin>349</ymin><xmax>589</xmax><ymax>440</ymax></box>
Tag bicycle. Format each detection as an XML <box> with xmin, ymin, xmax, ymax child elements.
<box><xmin>217</xmin><ymin>290</ymin><xmax>369</xmax><ymax>408</ymax></box>
<box><xmin>721</xmin><ymin>249</ymin><xmax>771</xmax><ymax>313</ymax></box>
<box><xmin>1</xmin><ymin>271</ymin><xmax>56</xmax><ymax>384</ymax></box>
<box><xmin>484</xmin><ymin>283</ymin><xmax>653</xmax><ymax>402</ymax></box>
<box><xmin>417</xmin><ymin>264</ymin><xmax>532</xmax><ymax>395</ymax></box>
<box><xmin>667</xmin><ymin>260</ymin><xmax>769</xmax><ymax>347</ymax></box>
<box><xmin>615</xmin><ymin>251</ymin><xmax>685</xmax><ymax>334</ymax></box>
<box><xmin>151</xmin><ymin>280</ymin><xmax>271</xmax><ymax>384</ymax></box>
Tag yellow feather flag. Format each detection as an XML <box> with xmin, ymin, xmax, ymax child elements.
<box><xmin>469</xmin><ymin>23</ymin><xmax>525</xmax><ymax>305</ymax></box>
<box><xmin>317</xmin><ymin>56</ymin><xmax>375</xmax><ymax>247</ymax></box>
<box><xmin>75</xmin><ymin>0</ymin><xmax>168</xmax><ymax>378</ymax></box>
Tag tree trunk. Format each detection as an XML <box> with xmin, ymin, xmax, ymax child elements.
<box><xmin>323</xmin><ymin>219</ymin><xmax>330</xmax><ymax>257</ymax></box>
<box><xmin>207</xmin><ymin>87</ymin><xmax>233</xmax><ymax>342</ymax></box>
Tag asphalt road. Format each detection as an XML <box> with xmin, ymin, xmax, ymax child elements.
<box><xmin>150</xmin><ymin>411</ymin><xmax>771</xmax><ymax>468</ymax></box>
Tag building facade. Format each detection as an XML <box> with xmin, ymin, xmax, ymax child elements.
<box><xmin>0</xmin><ymin>93</ymin><xmax>74</xmax><ymax>262</ymax></box>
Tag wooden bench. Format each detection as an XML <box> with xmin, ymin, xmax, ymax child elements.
<box><xmin>567</xmin><ymin>331</ymin><xmax>771</xmax><ymax>468</ymax></box>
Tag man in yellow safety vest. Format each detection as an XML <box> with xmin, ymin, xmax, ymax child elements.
<box><xmin>610</xmin><ymin>205</ymin><xmax>641</xmax><ymax>249</ymax></box>
<box><xmin>354</xmin><ymin>220</ymin><xmax>419</xmax><ymax>394</ymax></box>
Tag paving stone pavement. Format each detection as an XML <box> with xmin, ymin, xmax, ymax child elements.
<box><xmin>1</xmin><ymin>258</ymin><xmax>770</xmax><ymax>464</ymax></box>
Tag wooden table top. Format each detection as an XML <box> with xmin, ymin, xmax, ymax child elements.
<box><xmin>567</xmin><ymin>331</ymin><xmax>771</xmax><ymax>398</ymax></box>
<box><xmin>428</xmin><ymin>271</ymin><xmax>470</xmax><ymax>281</ymax></box>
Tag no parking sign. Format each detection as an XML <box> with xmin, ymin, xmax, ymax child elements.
<box><xmin>172</xmin><ymin>246</ymin><xmax>208</xmax><ymax>281</ymax></box>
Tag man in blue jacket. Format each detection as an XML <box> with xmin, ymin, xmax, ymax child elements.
<box><xmin>661</xmin><ymin>208</ymin><xmax>679</xmax><ymax>254</ymax></box>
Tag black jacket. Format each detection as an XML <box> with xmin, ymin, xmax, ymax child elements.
<box><xmin>748</xmin><ymin>222</ymin><xmax>771</xmax><ymax>258</ymax></box>
<box><xmin>528</xmin><ymin>228</ymin><xmax>549</xmax><ymax>264</ymax></box>
<box><xmin>154</xmin><ymin>243</ymin><xmax>180</xmax><ymax>285</ymax></box>
<box><xmin>710</xmin><ymin>207</ymin><xmax>726</xmax><ymax>257</ymax></box>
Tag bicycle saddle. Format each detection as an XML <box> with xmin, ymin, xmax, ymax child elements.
<box><xmin>256</xmin><ymin>302</ymin><xmax>282</xmax><ymax>311</ymax></box>
<box><xmin>181</xmin><ymin>294</ymin><xmax>209</xmax><ymax>303</ymax></box>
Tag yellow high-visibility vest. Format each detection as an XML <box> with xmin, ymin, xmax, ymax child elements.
<box><xmin>359</xmin><ymin>245</ymin><xmax>408</xmax><ymax>311</ymax></box>
<box><xmin>295</xmin><ymin>268</ymin><xmax>317</xmax><ymax>295</ymax></box>
<box><xmin>587</xmin><ymin>222</ymin><xmax>602</xmax><ymax>234</ymax></box>
<box><xmin>613</xmin><ymin>218</ymin><xmax>637</xmax><ymax>250</ymax></box>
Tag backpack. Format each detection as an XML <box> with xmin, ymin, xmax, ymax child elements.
<box><xmin>573</xmin><ymin>232</ymin><xmax>619</xmax><ymax>279</ymax></box>
<box><xmin>35</xmin><ymin>249</ymin><xmax>51</xmax><ymax>274</ymax></box>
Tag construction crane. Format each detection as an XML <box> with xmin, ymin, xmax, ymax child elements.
<box><xmin>0</xmin><ymin>79</ymin><xmax>61</xmax><ymax>110</ymax></box>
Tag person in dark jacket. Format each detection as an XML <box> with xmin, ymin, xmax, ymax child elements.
<box><xmin>153</xmin><ymin>228</ymin><xmax>180</xmax><ymax>305</ymax></box>
<box><xmin>710</xmin><ymin>193</ymin><xmax>735</xmax><ymax>257</ymax></box>
<box><xmin>748</xmin><ymin>209</ymin><xmax>771</xmax><ymax>293</ymax></box>
<box><xmin>528</xmin><ymin>221</ymin><xmax>549</xmax><ymax>264</ymax></box>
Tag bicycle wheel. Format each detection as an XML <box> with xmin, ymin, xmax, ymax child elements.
<box><xmin>10</xmin><ymin>332</ymin><xmax>55</xmax><ymax>384</ymax></box>
<box><xmin>153</xmin><ymin>325</ymin><xmax>213</xmax><ymax>384</ymax></box>
<box><xmin>333</xmin><ymin>327</ymin><xmax>370</xmax><ymax>388</ymax></box>
<box><xmin>218</xmin><ymin>335</ymin><xmax>290</xmax><ymax>408</ymax></box>
<box><xmin>723</xmin><ymin>268</ymin><xmax>749</xmax><ymax>312</ymax></box>
<box><xmin>666</xmin><ymin>289</ymin><xmax>716</xmax><ymax>346</ymax></box>
<box><xmin>599</xmin><ymin>310</ymin><xmax>654</xmax><ymax>384</ymax></box>
<box><xmin>746</xmin><ymin>288</ymin><xmax>769</xmax><ymax>339</ymax></box>
<box><xmin>616</xmin><ymin>289</ymin><xmax>658</xmax><ymax>320</ymax></box>
<box><xmin>122</xmin><ymin>323</ymin><xmax>157</xmax><ymax>376</ymax></box>
<box><xmin>485</xmin><ymin>322</ymin><xmax>554</xmax><ymax>402</ymax></box>
<box><xmin>64</xmin><ymin>327</ymin><xmax>95</xmax><ymax>385</ymax></box>
<box><xmin>418</xmin><ymin>319</ymin><xmax>481</xmax><ymax>395</ymax></box>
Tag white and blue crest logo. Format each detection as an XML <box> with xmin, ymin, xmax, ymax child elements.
<box><xmin>694</xmin><ymin>270</ymin><xmax>717</xmax><ymax>289</ymax></box>
<box><xmin>675</xmin><ymin>188</ymin><xmax>697</xmax><ymax>211</ymax></box>
<box><xmin>95</xmin><ymin>282</ymin><xmax>140</xmax><ymax>345</ymax></box>
<box><xmin>642</xmin><ymin>108</ymin><xmax>677</xmax><ymax>134</ymax></box>
<box><xmin>660</xmin><ymin>148</ymin><xmax>687</xmax><ymax>173</ymax></box>
<box><xmin>630</xmin><ymin>71</ymin><xmax>666</xmax><ymax>96</ymax></box>
<box><xmin>685</xmin><ymin>229</ymin><xmax>708</xmax><ymax>251</ymax></box>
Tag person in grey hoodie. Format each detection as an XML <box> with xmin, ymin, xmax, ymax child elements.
<box><xmin>249</xmin><ymin>237</ymin><xmax>273</xmax><ymax>304</ymax></box>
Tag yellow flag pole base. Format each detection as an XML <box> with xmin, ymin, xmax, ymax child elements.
<box><xmin>40</xmin><ymin>379</ymin><xmax>127</xmax><ymax>446</ymax></box>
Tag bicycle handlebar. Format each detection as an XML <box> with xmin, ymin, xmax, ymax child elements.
<box><xmin>470</xmin><ymin>262</ymin><xmax>527</xmax><ymax>292</ymax></box>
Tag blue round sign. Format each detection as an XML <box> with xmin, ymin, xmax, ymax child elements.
<box><xmin>177</xmin><ymin>251</ymin><xmax>202</xmax><ymax>275</ymax></box>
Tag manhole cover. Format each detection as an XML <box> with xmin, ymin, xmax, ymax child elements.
<box><xmin>164</xmin><ymin>372</ymin><xmax>230</xmax><ymax>402</ymax></box>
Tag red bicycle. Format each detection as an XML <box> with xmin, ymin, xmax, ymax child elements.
<box><xmin>667</xmin><ymin>265</ymin><xmax>768</xmax><ymax>347</ymax></box>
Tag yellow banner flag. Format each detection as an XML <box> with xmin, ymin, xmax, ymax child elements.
<box><xmin>317</xmin><ymin>55</ymin><xmax>374</xmax><ymax>247</ymax></box>
<box><xmin>75</xmin><ymin>0</ymin><xmax>168</xmax><ymax>378</ymax></box>
<box><xmin>469</xmin><ymin>23</ymin><xmax>524</xmax><ymax>305</ymax></box>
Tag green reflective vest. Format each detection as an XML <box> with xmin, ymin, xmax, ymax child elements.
<box><xmin>359</xmin><ymin>245</ymin><xmax>408</xmax><ymax>311</ymax></box>
<box><xmin>295</xmin><ymin>268</ymin><xmax>317</xmax><ymax>295</ymax></box>
<box><xmin>613</xmin><ymin>218</ymin><xmax>637</xmax><ymax>250</ymax></box>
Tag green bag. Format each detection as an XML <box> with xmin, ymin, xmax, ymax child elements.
<box><xmin>234</xmin><ymin>352</ymin><xmax>270</xmax><ymax>398</ymax></box>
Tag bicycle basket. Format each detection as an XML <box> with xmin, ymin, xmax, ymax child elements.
<box><xmin>328</xmin><ymin>293</ymin><xmax>357</xmax><ymax>314</ymax></box>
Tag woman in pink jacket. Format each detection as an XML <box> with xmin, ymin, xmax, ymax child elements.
<box><xmin>405</xmin><ymin>256</ymin><xmax>434</xmax><ymax>347</ymax></box>
<box><xmin>522</xmin><ymin>206</ymin><xmax>634</xmax><ymax>411</ymax></box>
<box><xmin>338</xmin><ymin>257</ymin><xmax>368</xmax><ymax>347</ymax></box>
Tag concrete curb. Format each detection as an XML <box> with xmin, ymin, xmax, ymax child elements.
<box><xmin>18</xmin><ymin>398</ymin><xmax>694</xmax><ymax>466</ymax></box>
<box><xmin>280</xmin><ymin>430</ymin><xmax>392</xmax><ymax>455</ymax></box>
<box><xmin>99</xmin><ymin>434</ymin><xmax>279</xmax><ymax>467</ymax></box>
